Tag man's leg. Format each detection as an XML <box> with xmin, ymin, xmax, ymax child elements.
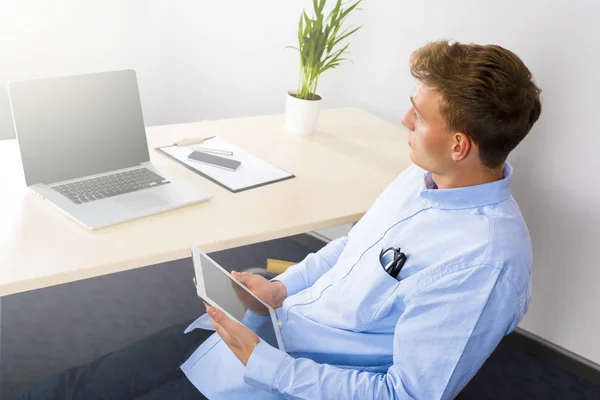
<box><xmin>18</xmin><ymin>320</ymin><xmax>213</xmax><ymax>400</ymax></box>
<box><xmin>133</xmin><ymin>376</ymin><xmax>208</xmax><ymax>400</ymax></box>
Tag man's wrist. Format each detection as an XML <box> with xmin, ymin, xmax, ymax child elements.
<box><xmin>242</xmin><ymin>338</ymin><xmax>260</xmax><ymax>366</ymax></box>
<box><xmin>274</xmin><ymin>280</ymin><xmax>288</xmax><ymax>307</ymax></box>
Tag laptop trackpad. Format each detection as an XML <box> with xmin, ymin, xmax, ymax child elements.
<box><xmin>115</xmin><ymin>192</ymin><xmax>169</xmax><ymax>211</ymax></box>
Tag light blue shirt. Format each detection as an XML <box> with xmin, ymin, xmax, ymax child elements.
<box><xmin>181</xmin><ymin>163</ymin><xmax>532</xmax><ymax>399</ymax></box>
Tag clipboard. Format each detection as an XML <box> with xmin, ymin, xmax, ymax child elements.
<box><xmin>155</xmin><ymin>136</ymin><xmax>295</xmax><ymax>193</ymax></box>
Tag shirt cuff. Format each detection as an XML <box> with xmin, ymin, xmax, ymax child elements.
<box><xmin>272</xmin><ymin>267</ymin><xmax>307</xmax><ymax>297</ymax></box>
<box><xmin>241</xmin><ymin>309</ymin><xmax>271</xmax><ymax>330</ymax></box>
<box><xmin>244</xmin><ymin>340</ymin><xmax>289</xmax><ymax>392</ymax></box>
<box><xmin>183</xmin><ymin>313</ymin><xmax>215</xmax><ymax>333</ymax></box>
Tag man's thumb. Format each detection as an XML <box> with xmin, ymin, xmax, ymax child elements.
<box><xmin>233</xmin><ymin>271</ymin><xmax>262</xmax><ymax>290</ymax></box>
<box><xmin>232</xmin><ymin>270</ymin><xmax>248</xmax><ymax>282</ymax></box>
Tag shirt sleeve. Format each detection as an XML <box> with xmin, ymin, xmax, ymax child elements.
<box><xmin>273</xmin><ymin>236</ymin><xmax>348</xmax><ymax>297</ymax></box>
<box><xmin>244</xmin><ymin>264</ymin><xmax>521</xmax><ymax>400</ymax></box>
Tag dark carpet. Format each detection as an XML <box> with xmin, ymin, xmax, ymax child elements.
<box><xmin>2</xmin><ymin>237</ymin><xmax>599</xmax><ymax>399</ymax></box>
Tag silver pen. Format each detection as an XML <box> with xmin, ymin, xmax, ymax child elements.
<box><xmin>190</xmin><ymin>147</ymin><xmax>234</xmax><ymax>156</ymax></box>
<box><xmin>172</xmin><ymin>136</ymin><xmax>234</xmax><ymax>156</ymax></box>
<box><xmin>172</xmin><ymin>136</ymin><xmax>215</xmax><ymax>146</ymax></box>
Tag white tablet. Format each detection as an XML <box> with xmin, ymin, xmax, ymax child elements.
<box><xmin>191</xmin><ymin>246</ymin><xmax>286</xmax><ymax>351</ymax></box>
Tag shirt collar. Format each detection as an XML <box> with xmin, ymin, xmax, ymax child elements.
<box><xmin>419</xmin><ymin>163</ymin><xmax>513</xmax><ymax>210</ymax></box>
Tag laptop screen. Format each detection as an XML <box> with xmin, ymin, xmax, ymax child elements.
<box><xmin>8</xmin><ymin>70</ymin><xmax>150</xmax><ymax>186</ymax></box>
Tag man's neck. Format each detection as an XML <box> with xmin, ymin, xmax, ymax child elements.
<box><xmin>432</xmin><ymin>165</ymin><xmax>505</xmax><ymax>190</ymax></box>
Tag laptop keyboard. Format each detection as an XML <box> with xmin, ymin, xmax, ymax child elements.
<box><xmin>52</xmin><ymin>168</ymin><xmax>171</xmax><ymax>204</ymax></box>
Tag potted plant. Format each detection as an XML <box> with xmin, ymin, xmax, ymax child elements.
<box><xmin>285</xmin><ymin>0</ymin><xmax>363</xmax><ymax>134</ymax></box>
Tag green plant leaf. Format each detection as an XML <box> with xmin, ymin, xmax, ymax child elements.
<box><xmin>292</xmin><ymin>0</ymin><xmax>363</xmax><ymax>99</ymax></box>
<box><xmin>303</xmin><ymin>11</ymin><xmax>311</xmax><ymax>34</ymax></box>
<box><xmin>321</xmin><ymin>44</ymin><xmax>350</xmax><ymax>70</ymax></box>
<box><xmin>339</xmin><ymin>0</ymin><xmax>363</xmax><ymax>21</ymax></box>
<box><xmin>297</xmin><ymin>15</ymin><xmax>304</xmax><ymax>45</ymax></box>
<box><xmin>318</xmin><ymin>0</ymin><xmax>327</xmax><ymax>13</ymax></box>
<box><xmin>329</xmin><ymin>0</ymin><xmax>342</xmax><ymax>21</ymax></box>
<box><xmin>330</xmin><ymin>25</ymin><xmax>361</xmax><ymax>50</ymax></box>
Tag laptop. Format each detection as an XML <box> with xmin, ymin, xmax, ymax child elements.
<box><xmin>8</xmin><ymin>69</ymin><xmax>212</xmax><ymax>229</ymax></box>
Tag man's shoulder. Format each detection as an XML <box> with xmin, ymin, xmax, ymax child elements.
<box><xmin>483</xmin><ymin>197</ymin><xmax>532</xmax><ymax>265</ymax></box>
<box><xmin>480</xmin><ymin>199</ymin><xmax>532</xmax><ymax>311</ymax></box>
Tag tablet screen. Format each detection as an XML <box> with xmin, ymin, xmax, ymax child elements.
<box><xmin>198</xmin><ymin>253</ymin><xmax>279</xmax><ymax>347</ymax></box>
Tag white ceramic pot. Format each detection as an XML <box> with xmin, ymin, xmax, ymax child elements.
<box><xmin>285</xmin><ymin>91</ymin><xmax>322</xmax><ymax>135</ymax></box>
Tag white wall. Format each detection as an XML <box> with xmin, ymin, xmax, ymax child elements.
<box><xmin>157</xmin><ymin>0</ymin><xmax>355</xmax><ymax>124</ymax></box>
<box><xmin>0</xmin><ymin>0</ymin><xmax>350</xmax><ymax>139</ymax></box>
<box><xmin>0</xmin><ymin>0</ymin><xmax>171</xmax><ymax>139</ymax></box>
<box><xmin>1</xmin><ymin>0</ymin><xmax>599</xmax><ymax>365</ymax></box>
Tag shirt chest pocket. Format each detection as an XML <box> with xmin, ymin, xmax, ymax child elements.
<box><xmin>316</xmin><ymin>250</ymin><xmax>401</xmax><ymax>332</ymax></box>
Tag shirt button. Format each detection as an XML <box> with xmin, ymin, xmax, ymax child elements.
<box><xmin>421</xmin><ymin>199</ymin><xmax>428</xmax><ymax>206</ymax></box>
<box><xmin>307</xmin><ymin>294</ymin><xmax>313</xmax><ymax>300</ymax></box>
<box><xmin>277</xmin><ymin>321</ymin><xmax>283</xmax><ymax>327</ymax></box>
<box><xmin>434</xmin><ymin>201</ymin><xmax>440</xmax><ymax>208</ymax></box>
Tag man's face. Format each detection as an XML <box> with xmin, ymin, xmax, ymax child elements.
<box><xmin>401</xmin><ymin>84</ymin><xmax>454</xmax><ymax>174</ymax></box>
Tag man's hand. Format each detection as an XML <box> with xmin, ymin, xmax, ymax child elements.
<box><xmin>231</xmin><ymin>278</ymin><xmax>270</xmax><ymax>316</ymax></box>
<box><xmin>205</xmin><ymin>303</ymin><xmax>260</xmax><ymax>366</ymax></box>
<box><xmin>231</xmin><ymin>271</ymin><xmax>288</xmax><ymax>309</ymax></box>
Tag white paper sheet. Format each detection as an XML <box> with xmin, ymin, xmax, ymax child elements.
<box><xmin>158</xmin><ymin>137</ymin><xmax>294</xmax><ymax>192</ymax></box>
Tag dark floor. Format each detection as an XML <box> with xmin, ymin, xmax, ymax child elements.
<box><xmin>461</xmin><ymin>339</ymin><xmax>600</xmax><ymax>400</ymax></box>
<box><xmin>3</xmin><ymin>236</ymin><xmax>600</xmax><ymax>399</ymax></box>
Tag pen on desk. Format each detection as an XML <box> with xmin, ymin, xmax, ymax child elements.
<box><xmin>172</xmin><ymin>136</ymin><xmax>216</xmax><ymax>147</ymax></box>
<box><xmin>171</xmin><ymin>136</ymin><xmax>234</xmax><ymax>156</ymax></box>
<box><xmin>190</xmin><ymin>147</ymin><xmax>234</xmax><ymax>156</ymax></box>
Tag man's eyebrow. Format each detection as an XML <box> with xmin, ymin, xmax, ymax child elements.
<box><xmin>409</xmin><ymin>96</ymin><xmax>423</xmax><ymax>117</ymax></box>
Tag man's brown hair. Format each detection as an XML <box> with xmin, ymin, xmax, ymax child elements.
<box><xmin>410</xmin><ymin>40</ymin><xmax>542</xmax><ymax>168</ymax></box>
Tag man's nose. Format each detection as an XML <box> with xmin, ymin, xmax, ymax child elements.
<box><xmin>401</xmin><ymin>111</ymin><xmax>413</xmax><ymax>131</ymax></box>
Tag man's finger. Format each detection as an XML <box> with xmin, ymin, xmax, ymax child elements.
<box><xmin>208</xmin><ymin>305</ymin><xmax>248</xmax><ymax>338</ymax></box>
<box><xmin>210</xmin><ymin>316</ymin><xmax>231</xmax><ymax>342</ymax></box>
<box><xmin>233</xmin><ymin>271</ymin><xmax>260</xmax><ymax>287</ymax></box>
<box><xmin>209</xmin><ymin>305</ymin><xmax>231</xmax><ymax>326</ymax></box>
<box><xmin>232</xmin><ymin>270</ymin><xmax>247</xmax><ymax>282</ymax></box>
<box><xmin>206</xmin><ymin>305</ymin><xmax>229</xmax><ymax>334</ymax></box>
<box><xmin>207</xmin><ymin>305</ymin><xmax>234</xmax><ymax>328</ymax></box>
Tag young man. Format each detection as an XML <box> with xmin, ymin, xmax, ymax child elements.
<box><xmin>22</xmin><ymin>40</ymin><xmax>541</xmax><ymax>400</ymax></box>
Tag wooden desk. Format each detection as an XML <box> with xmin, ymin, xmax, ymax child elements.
<box><xmin>0</xmin><ymin>107</ymin><xmax>410</xmax><ymax>296</ymax></box>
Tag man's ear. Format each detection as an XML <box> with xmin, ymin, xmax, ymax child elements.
<box><xmin>451</xmin><ymin>132</ymin><xmax>472</xmax><ymax>162</ymax></box>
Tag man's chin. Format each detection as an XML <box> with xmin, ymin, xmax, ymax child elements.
<box><xmin>410</xmin><ymin>157</ymin><xmax>427</xmax><ymax>171</ymax></box>
<box><xmin>408</xmin><ymin>152</ymin><xmax>416</xmax><ymax>165</ymax></box>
